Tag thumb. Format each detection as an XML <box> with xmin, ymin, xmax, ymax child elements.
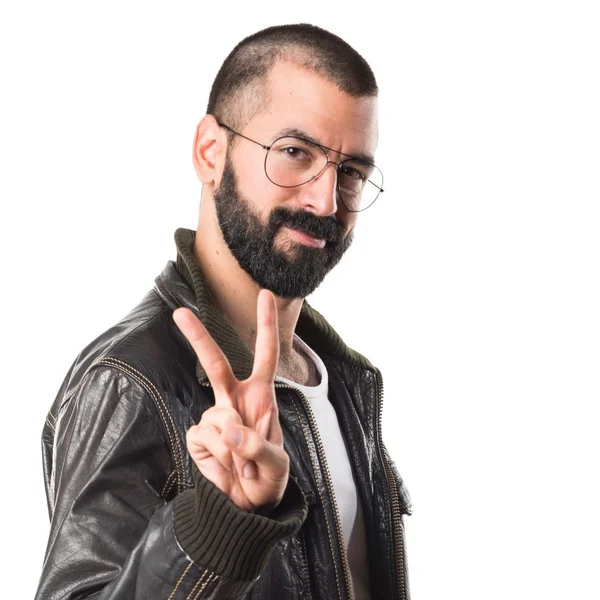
<box><xmin>221</xmin><ymin>424</ymin><xmax>287</xmax><ymax>480</ymax></box>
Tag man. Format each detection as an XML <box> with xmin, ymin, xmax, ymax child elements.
<box><xmin>36</xmin><ymin>23</ymin><xmax>412</xmax><ymax>600</ymax></box>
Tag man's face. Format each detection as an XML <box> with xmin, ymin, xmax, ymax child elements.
<box><xmin>213</xmin><ymin>61</ymin><xmax>379</xmax><ymax>299</ymax></box>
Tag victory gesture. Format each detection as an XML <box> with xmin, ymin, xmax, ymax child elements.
<box><xmin>172</xmin><ymin>289</ymin><xmax>289</xmax><ymax>514</ymax></box>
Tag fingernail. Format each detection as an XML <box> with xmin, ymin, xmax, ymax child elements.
<box><xmin>224</xmin><ymin>427</ymin><xmax>242</xmax><ymax>448</ymax></box>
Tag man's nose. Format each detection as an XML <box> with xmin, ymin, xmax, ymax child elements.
<box><xmin>298</xmin><ymin>162</ymin><xmax>340</xmax><ymax>216</ymax></box>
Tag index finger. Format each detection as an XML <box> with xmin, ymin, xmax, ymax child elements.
<box><xmin>251</xmin><ymin>289</ymin><xmax>279</xmax><ymax>383</ymax></box>
<box><xmin>172</xmin><ymin>307</ymin><xmax>237</xmax><ymax>402</ymax></box>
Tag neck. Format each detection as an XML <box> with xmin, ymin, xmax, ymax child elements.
<box><xmin>193</xmin><ymin>198</ymin><xmax>304</xmax><ymax>365</ymax></box>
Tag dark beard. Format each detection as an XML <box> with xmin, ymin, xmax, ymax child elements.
<box><xmin>212</xmin><ymin>156</ymin><xmax>354</xmax><ymax>299</ymax></box>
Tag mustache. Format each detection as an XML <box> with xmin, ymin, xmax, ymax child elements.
<box><xmin>268</xmin><ymin>207</ymin><xmax>345</xmax><ymax>245</ymax></box>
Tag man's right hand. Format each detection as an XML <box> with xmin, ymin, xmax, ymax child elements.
<box><xmin>172</xmin><ymin>289</ymin><xmax>290</xmax><ymax>514</ymax></box>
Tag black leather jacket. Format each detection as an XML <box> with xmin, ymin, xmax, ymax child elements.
<box><xmin>36</xmin><ymin>228</ymin><xmax>412</xmax><ymax>599</ymax></box>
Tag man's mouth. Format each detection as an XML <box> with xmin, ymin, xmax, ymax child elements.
<box><xmin>282</xmin><ymin>226</ymin><xmax>327</xmax><ymax>248</ymax></box>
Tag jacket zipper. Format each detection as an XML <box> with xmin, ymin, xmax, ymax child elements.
<box><xmin>374</xmin><ymin>369</ymin><xmax>407</xmax><ymax>600</ymax></box>
<box><xmin>275</xmin><ymin>381</ymin><xmax>355</xmax><ymax>600</ymax></box>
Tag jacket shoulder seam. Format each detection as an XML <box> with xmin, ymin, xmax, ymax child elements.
<box><xmin>93</xmin><ymin>356</ymin><xmax>187</xmax><ymax>495</ymax></box>
<box><xmin>55</xmin><ymin>302</ymin><xmax>171</xmax><ymax>414</ymax></box>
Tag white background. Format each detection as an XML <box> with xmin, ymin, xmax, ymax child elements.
<box><xmin>1</xmin><ymin>1</ymin><xmax>599</xmax><ymax>598</ymax></box>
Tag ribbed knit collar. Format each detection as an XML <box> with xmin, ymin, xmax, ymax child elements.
<box><xmin>173</xmin><ymin>227</ymin><xmax>374</xmax><ymax>383</ymax></box>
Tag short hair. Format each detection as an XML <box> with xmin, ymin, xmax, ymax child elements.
<box><xmin>206</xmin><ymin>23</ymin><xmax>378</xmax><ymax>135</ymax></box>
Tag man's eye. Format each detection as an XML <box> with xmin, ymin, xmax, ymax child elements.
<box><xmin>283</xmin><ymin>146</ymin><xmax>309</xmax><ymax>159</ymax></box>
<box><xmin>341</xmin><ymin>166</ymin><xmax>366</xmax><ymax>181</ymax></box>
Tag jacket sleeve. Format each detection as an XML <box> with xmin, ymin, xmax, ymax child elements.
<box><xmin>35</xmin><ymin>365</ymin><xmax>308</xmax><ymax>600</ymax></box>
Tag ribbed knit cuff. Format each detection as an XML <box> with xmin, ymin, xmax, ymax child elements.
<box><xmin>173</xmin><ymin>465</ymin><xmax>308</xmax><ymax>581</ymax></box>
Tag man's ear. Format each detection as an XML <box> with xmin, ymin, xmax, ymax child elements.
<box><xmin>192</xmin><ymin>114</ymin><xmax>227</xmax><ymax>185</ymax></box>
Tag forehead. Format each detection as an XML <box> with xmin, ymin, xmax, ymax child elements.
<box><xmin>249</xmin><ymin>61</ymin><xmax>378</xmax><ymax>158</ymax></box>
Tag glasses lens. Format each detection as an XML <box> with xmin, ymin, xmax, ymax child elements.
<box><xmin>338</xmin><ymin>159</ymin><xmax>383</xmax><ymax>212</ymax></box>
<box><xmin>265</xmin><ymin>136</ymin><xmax>383</xmax><ymax>211</ymax></box>
<box><xmin>265</xmin><ymin>137</ymin><xmax>328</xmax><ymax>187</ymax></box>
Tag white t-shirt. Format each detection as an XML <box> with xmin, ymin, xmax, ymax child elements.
<box><xmin>275</xmin><ymin>334</ymin><xmax>371</xmax><ymax>600</ymax></box>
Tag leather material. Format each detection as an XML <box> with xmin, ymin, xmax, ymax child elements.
<box><xmin>37</xmin><ymin>260</ymin><xmax>412</xmax><ymax>599</ymax></box>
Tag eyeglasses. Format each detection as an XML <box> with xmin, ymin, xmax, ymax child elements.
<box><xmin>216</xmin><ymin>121</ymin><xmax>384</xmax><ymax>212</ymax></box>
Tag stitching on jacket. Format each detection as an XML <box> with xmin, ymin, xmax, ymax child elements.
<box><xmin>168</xmin><ymin>562</ymin><xmax>193</xmax><ymax>600</ymax></box>
<box><xmin>45</xmin><ymin>417</ymin><xmax>56</xmax><ymax>431</ymax></box>
<box><xmin>161</xmin><ymin>470</ymin><xmax>177</xmax><ymax>498</ymax></box>
<box><xmin>47</xmin><ymin>411</ymin><xmax>57</xmax><ymax>424</ymax></box>
<box><xmin>97</xmin><ymin>357</ymin><xmax>185</xmax><ymax>493</ymax></box>
<box><xmin>185</xmin><ymin>569</ymin><xmax>210</xmax><ymax>600</ymax></box>
<box><xmin>161</xmin><ymin>474</ymin><xmax>177</xmax><ymax>500</ymax></box>
<box><xmin>291</xmin><ymin>399</ymin><xmax>343</xmax><ymax>600</ymax></box>
<box><xmin>95</xmin><ymin>357</ymin><xmax>186</xmax><ymax>494</ymax></box>
<box><xmin>192</xmin><ymin>572</ymin><xmax>217</xmax><ymax>600</ymax></box>
<box><xmin>185</xmin><ymin>572</ymin><xmax>204</xmax><ymax>600</ymax></box>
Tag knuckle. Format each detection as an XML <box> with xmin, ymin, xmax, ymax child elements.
<box><xmin>190</xmin><ymin>424</ymin><xmax>215</xmax><ymax>444</ymax></box>
<box><xmin>279</xmin><ymin>446</ymin><xmax>290</xmax><ymax>465</ymax></box>
<box><xmin>197</xmin><ymin>409</ymin><xmax>213</xmax><ymax>426</ymax></box>
<box><xmin>186</xmin><ymin>424</ymin><xmax>200</xmax><ymax>443</ymax></box>
<box><xmin>203</xmin><ymin>424</ymin><xmax>218</xmax><ymax>436</ymax></box>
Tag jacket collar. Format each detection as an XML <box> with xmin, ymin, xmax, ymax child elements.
<box><xmin>169</xmin><ymin>227</ymin><xmax>374</xmax><ymax>383</ymax></box>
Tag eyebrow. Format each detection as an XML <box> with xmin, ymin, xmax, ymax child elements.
<box><xmin>275</xmin><ymin>127</ymin><xmax>376</xmax><ymax>165</ymax></box>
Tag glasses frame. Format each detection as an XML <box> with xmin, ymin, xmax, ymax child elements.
<box><xmin>216</xmin><ymin>121</ymin><xmax>384</xmax><ymax>213</ymax></box>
